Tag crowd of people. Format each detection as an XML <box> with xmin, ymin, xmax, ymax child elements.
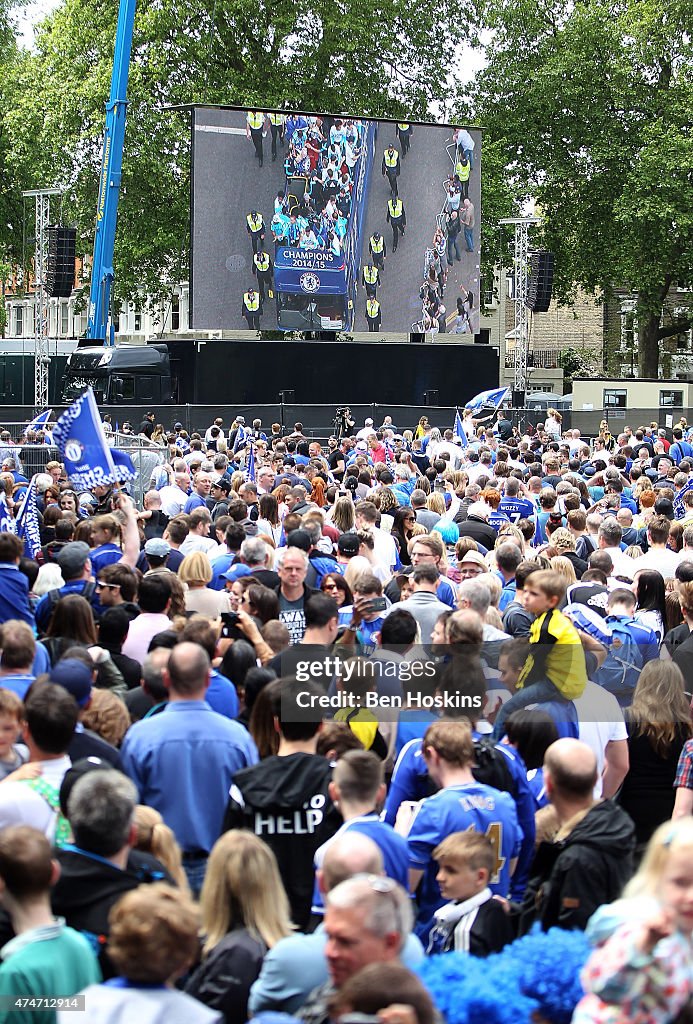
<box><xmin>241</xmin><ymin>112</ymin><xmax>366</xmax><ymax>329</ymax></box>
<box><xmin>416</xmin><ymin>128</ymin><xmax>477</xmax><ymax>337</ymax></box>
<box><xmin>2</xmin><ymin>402</ymin><xmax>693</xmax><ymax>1021</ymax></box>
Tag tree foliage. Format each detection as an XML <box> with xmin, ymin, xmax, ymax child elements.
<box><xmin>2</xmin><ymin>0</ymin><xmax>469</xmax><ymax>314</ymax></box>
<box><xmin>471</xmin><ymin>0</ymin><xmax>693</xmax><ymax>375</ymax></box>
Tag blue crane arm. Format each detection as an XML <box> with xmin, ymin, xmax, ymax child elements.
<box><xmin>86</xmin><ymin>0</ymin><xmax>137</xmax><ymax>345</ymax></box>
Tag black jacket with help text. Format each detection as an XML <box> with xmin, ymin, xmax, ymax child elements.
<box><xmin>222</xmin><ymin>753</ymin><xmax>341</xmax><ymax>931</ymax></box>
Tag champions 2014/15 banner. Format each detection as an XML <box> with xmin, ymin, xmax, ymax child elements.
<box><xmin>52</xmin><ymin>389</ymin><xmax>136</xmax><ymax>491</ymax></box>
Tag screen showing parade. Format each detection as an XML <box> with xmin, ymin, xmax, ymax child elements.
<box><xmin>190</xmin><ymin>106</ymin><xmax>481</xmax><ymax>336</ymax></box>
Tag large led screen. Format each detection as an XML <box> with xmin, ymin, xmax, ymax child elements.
<box><xmin>190</xmin><ymin>106</ymin><xmax>481</xmax><ymax>336</ymax></box>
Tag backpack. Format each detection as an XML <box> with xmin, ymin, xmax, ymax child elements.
<box><xmin>309</xmin><ymin>554</ymin><xmax>343</xmax><ymax>589</ymax></box>
<box><xmin>593</xmin><ymin>617</ymin><xmax>644</xmax><ymax>699</ymax></box>
<box><xmin>471</xmin><ymin>737</ymin><xmax>516</xmax><ymax>796</ymax></box>
<box><xmin>23</xmin><ymin>777</ymin><xmax>71</xmax><ymax>847</ymax></box>
<box><xmin>44</xmin><ymin>581</ymin><xmax>97</xmax><ymax>621</ymax></box>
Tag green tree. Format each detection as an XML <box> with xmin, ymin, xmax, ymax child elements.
<box><xmin>472</xmin><ymin>0</ymin><xmax>692</xmax><ymax>376</ymax></box>
<box><xmin>3</xmin><ymin>0</ymin><xmax>469</xmax><ymax>312</ymax></box>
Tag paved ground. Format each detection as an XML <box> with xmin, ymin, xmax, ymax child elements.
<box><xmin>191</xmin><ymin>109</ymin><xmax>481</xmax><ymax>337</ymax></box>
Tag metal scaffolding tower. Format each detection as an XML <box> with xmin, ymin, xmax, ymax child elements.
<box><xmin>500</xmin><ymin>217</ymin><xmax>540</xmax><ymax>403</ymax></box>
<box><xmin>23</xmin><ymin>188</ymin><xmax>62</xmax><ymax>409</ymax></box>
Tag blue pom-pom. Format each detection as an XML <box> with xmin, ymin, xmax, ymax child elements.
<box><xmin>416</xmin><ymin>927</ymin><xmax>590</xmax><ymax>1024</ymax></box>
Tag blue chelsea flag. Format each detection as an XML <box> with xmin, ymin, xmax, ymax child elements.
<box><xmin>52</xmin><ymin>389</ymin><xmax>121</xmax><ymax>490</ymax></box>
<box><xmin>464</xmin><ymin>387</ymin><xmax>510</xmax><ymax>414</ymax></box>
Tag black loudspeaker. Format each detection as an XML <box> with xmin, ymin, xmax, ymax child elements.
<box><xmin>279</xmin><ymin>390</ymin><xmax>295</xmax><ymax>403</ymax></box>
<box><xmin>474</xmin><ymin>329</ymin><xmax>490</xmax><ymax>344</ymax></box>
<box><xmin>46</xmin><ymin>226</ymin><xmax>76</xmax><ymax>298</ymax></box>
<box><xmin>423</xmin><ymin>390</ymin><xmax>439</xmax><ymax>406</ymax></box>
<box><xmin>512</xmin><ymin>389</ymin><xmax>525</xmax><ymax>408</ymax></box>
<box><xmin>525</xmin><ymin>251</ymin><xmax>554</xmax><ymax>313</ymax></box>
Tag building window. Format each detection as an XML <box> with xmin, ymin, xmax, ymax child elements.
<box><xmin>171</xmin><ymin>295</ymin><xmax>180</xmax><ymax>331</ymax></box>
<box><xmin>134</xmin><ymin>311</ymin><xmax>142</xmax><ymax>332</ymax></box>
<box><xmin>603</xmin><ymin>389</ymin><xmax>627</xmax><ymax>408</ymax></box>
<box><xmin>60</xmin><ymin>303</ymin><xmax>69</xmax><ymax>336</ymax></box>
<box><xmin>660</xmin><ymin>390</ymin><xmax>683</xmax><ymax>408</ymax></box>
<box><xmin>14</xmin><ymin>306</ymin><xmax>23</xmax><ymax>337</ymax></box>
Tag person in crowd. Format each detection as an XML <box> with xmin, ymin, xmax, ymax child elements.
<box><xmin>222</xmin><ymin>677</ymin><xmax>341</xmax><ymax>931</ymax></box>
<box><xmin>617</xmin><ymin>660</ymin><xmax>692</xmax><ymax>853</ymax></box>
<box><xmin>70</xmin><ymin>883</ymin><xmax>220</xmax><ymax>1023</ymax></box>
<box><xmin>520</xmin><ymin>738</ymin><xmax>636</xmax><ymax>934</ymax></box>
<box><xmin>573</xmin><ymin>818</ymin><xmax>693</xmax><ymax>1024</ymax></box>
<box><xmin>185</xmin><ymin>831</ymin><xmax>292</xmax><ymax>1024</ymax></box>
<box><xmin>0</xmin><ymin>825</ymin><xmax>101</xmax><ymax>1009</ymax></box>
<box><xmin>120</xmin><ymin>642</ymin><xmax>257</xmax><ymax>895</ymax></box>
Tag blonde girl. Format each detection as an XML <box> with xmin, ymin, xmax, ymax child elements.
<box><xmin>185</xmin><ymin>831</ymin><xmax>292</xmax><ymax>1024</ymax></box>
<box><xmin>574</xmin><ymin>818</ymin><xmax>693</xmax><ymax>1024</ymax></box>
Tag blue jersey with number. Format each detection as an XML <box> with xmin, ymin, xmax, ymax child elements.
<box><xmin>407</xmin><ymin>781</ymin><xmax>521</xmax><ymax>933</ymax></box>
<box><xmin>385</xmin><ymin>735</ymin><xmax>534</xmax><ymax>902</ymax></box>
<box><xmin>498</xmin><ymin>497</ymin><xmax>536</xmax><ymax>523</ymax></box>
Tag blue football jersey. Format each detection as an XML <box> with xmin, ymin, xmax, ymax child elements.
<box><xmin>311</xmin><ymin>815</ymin><xmax>410</xmax><ymax>914</ymax></box>
<box><xmin>497</xmin><ymin>497</ymin><xmax>535</xmax><ymax>523</ymax></box>
<box><xmin>407</xmin><ymin>781</ymin><xmax>521</xmax><ymax>931</ymax></box>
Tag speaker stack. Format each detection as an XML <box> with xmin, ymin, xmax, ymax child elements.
<box><xmin>525</xmin><ymin>251</ymin><xmax>554</xmax><ymax>313</ymax></box>
<box><xmin>46</xmin><ymin>226</ymin><xmax>77</xmax><ymax>298</ymax></box>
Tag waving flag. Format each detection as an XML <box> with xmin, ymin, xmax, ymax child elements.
<box><xmin>233</xmin><ymin>424</ymin><xmax>247</xmax><ymax>455</ymax></box>
<box><xmin>464</xmin><ymin>387</ymin><xmax>510</xmax><ymax>414</ymax></box>
<box><xmin>13</xmin><ymin>475</ymin><xmax>42</xmax><ymax>559</ymax></box>
<box><xmin>246</xmin><ymin>442</ymin><xmax>256</xmax><ymax>483</ymax></box>
<box><xmin>52</xmin><ymin>389</ymin><xmax>119</xmax><ymax>491</ymax></box>
<box><xmin>23</xmin><ymin>409</ymin><xmax>53</xmax><ymax>436</ymax></box>
<box><xmin>673</xmin><ymin>478</ymin><xmax>693</xmax><ymax>520</ymax></box>
<box><xmin>0</xmin><ymin>492</ymin><xmax>13</xmax><ymax>536</ymax></box>
<box><xmin>109</xmin><ymin>447</ymin><xmax>137</xmax><ymax>484</ymax></box>
<box><xmin>453</xmin><ymin>408</ymin><xmax>468</xmax><ymax>448</ymax></box>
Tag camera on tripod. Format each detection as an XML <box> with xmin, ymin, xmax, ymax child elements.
<box><xmin>333</xmin><ymin>405</ymin><xmax>354</xmax><ymax>439</ymax></box>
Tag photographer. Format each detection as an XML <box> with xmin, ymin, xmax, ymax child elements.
<box><xmin>334</xmin><ymin>406</ymin><xmax>355</xmax><ymax>441</ymax></box>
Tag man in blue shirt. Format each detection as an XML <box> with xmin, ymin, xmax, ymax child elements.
<box><xmin>406</xmin><ymin>720</ymin><xmax>522</xmax><ymax>940</ymax></box>
<box><xmin>183</xmin><ymin>471</ymin><xmax>213</xmax><ymax>514</ymax></box>
<box><xmin>311</xmin><ymin>749</ymin><xmax>409</xmax><ymax>916</ymax></box>
<box><xmin>497</xmin><ymin>477</ymin><xmax>535</xmax><ymax>523</ymax></box>
<box><xmin>120</xmin><ymin>641</ymin><xmax>257</xmax><ymax>894</ymax></box>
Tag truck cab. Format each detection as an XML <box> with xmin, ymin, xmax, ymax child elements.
<box><xmin>274</xmin><ymin>247</ymin><xmax>352</xmax><ymax>331</ymax></box>
<box><xmin>61</xmin><ymin>345</ymin><xmax>173</xmax><ymax>404</ymax></box>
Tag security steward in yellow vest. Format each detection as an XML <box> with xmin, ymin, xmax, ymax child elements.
<box><xmin>386</xmin><ymin>197</ymin><xmax>406</xmax><ymax>252</ymax></box>
<box><xmin>381</xmin><ymin>145</ymin><xmax>401</xmax><ymax>197</ymax></box>
<box><xmin>246</xmin><ymin>111</ymin><xmax>265</xmax><ymax>166</ymax></box>
<box><xmin>246</xmin><ymin>211</ymin><xmax>265</xmax><ymax>255</ymax></box>
<box><xmin>455</xmin><ymin>154</ymin><xmax>471</xmax><ymax>199</ymax></box>
<box><xmin>365</xmin><ymin>297</ymin><xmax>382</xmax><ymax>333</ymax></box>
<box><xmin>252</xmin><ymin>250</ymin><xmax>273</xmax><ymax>302</ymax></box>
<box><xmin>267</xmin><ymin>112</ymin><xmax>284</xmax><ymax>161</ymax></box>
<box><xmin>368</xmin><ymin>231</ymin><xmax>386</xmax><ymax>271</ymax></box>
<box><xmin>361</xmin><ymin>263</ymin><xmax>380</xmax><ymax>298</ymax></box>
<box><xmin>241</xmin><ymin>287</ymin><xmax>263</xmax><ymax>330</ymax></box>
<box><xmin>396</xmin><ymin>122</ymin><xmax>413</xmax><ymax>157</ymax></box>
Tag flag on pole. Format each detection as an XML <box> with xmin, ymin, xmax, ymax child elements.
<box><xmin>0</xmin><ymin>492</ymin><xmax>14</xmax><ymax>536</ymax></box>
<box><xmin>109</xmin><ymin>447</ymin><xmax>137</xmax><ymax>484</ymax></box>
<box><xmin>23</xmin><ymin>409</ymin><xmax>52</xmax><ymax>436</ymax></box>
<box><xmin>13</xmin><ymin>475</ymin><xmax>42</xmax><ymax>559</ymax></box>
<box><xmin>233</xmin><ymin>423</ymin><xmax>247</xmax><ymax>455</ymax></box>
<box><xmin>52</xmin><ymin>389</ymin><xmax>120</xmax><ymax>491</ymax></box>
<box><xmin>673</xmin><ymin>478</ymin><xmax>693</xmax><ymax>520</ymax></box>
<box><xmin>464</xmin><ymin>387</ymin><xmax>510</xmax><ymax>415</ymax></box>
<box><xmin>246</xmin><ymin>442</ymin><xmax>256</xmax><ymax>483</ymax></box>
<box><xmin>453</xmin><ymin>408</ymin><xmax>468</xmax><ymax>448</ymax></box>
